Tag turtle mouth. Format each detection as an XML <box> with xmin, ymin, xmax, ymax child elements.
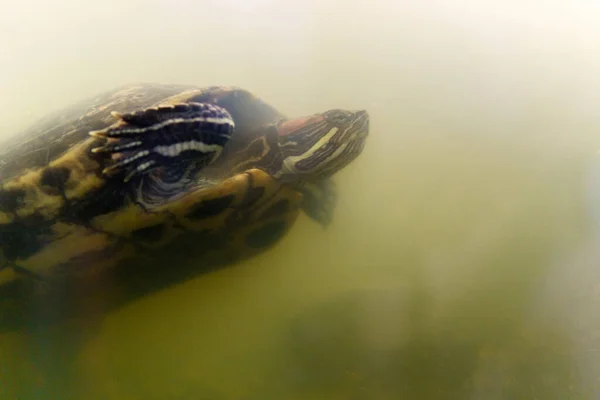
<box><xmin>353</xmin><ymin>110</ymin><xmax>370</xmax><ymax>138</ymax></box>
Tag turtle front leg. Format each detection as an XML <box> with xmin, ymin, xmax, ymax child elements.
<box><xmin>296</xmin><ymin>178</ymin><xmax>337</xmax><ymax>227</ymax></box>
<box><xmin>89</xmin><ymin>102</ymin><xmax>234</xmax><ymax>182</ymax></box>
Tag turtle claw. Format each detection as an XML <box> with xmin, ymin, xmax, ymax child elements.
<box><xmin>89</xmin><ymin>129</ymin><xmax>108</xmax><ymax>138</ymax></box>
<box><xmin>90</xmin><ymin>140</ymin><xmax>143</xmax><ymax>154</ymax></box>
<box><xmin>90</xmin><ymin>102</ymin><xmax>235</xmax><ymax>181</ymax></box>
<box><xmin>102</xmin><ymin>153</ymin><xmax>157</xmax><ymax>182</ymax></box>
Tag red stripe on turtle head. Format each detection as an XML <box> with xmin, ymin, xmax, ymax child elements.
<box><xmin>277</xmin><ymin>115</ymin><xmax>324</xmax><ymax>136</ymax></box>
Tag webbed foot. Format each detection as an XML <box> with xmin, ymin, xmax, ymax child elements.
<box><xmin>298</xmin><ymin>178</ymin><xmax>337</xmax><ymax>227</ymax></box>
<box><xmin>90</xmin><ymin>103</ymin><xmax>234</xmax><ymax>182</ymax></box>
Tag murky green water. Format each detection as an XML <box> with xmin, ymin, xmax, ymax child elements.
<box><xmin>2</xmin><ymin>1</ymin><xmax>600</xmax><ymax>399</ymax></box>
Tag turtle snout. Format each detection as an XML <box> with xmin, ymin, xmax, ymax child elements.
<box><xmin>353</xmin><ymin>110</ymin><xmax>369</xmax><ymax>138</ymax></box>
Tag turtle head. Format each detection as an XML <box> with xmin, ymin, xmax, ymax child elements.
<box><xmin>276</xmin><ymin>108</ymin><xmax>369</xmax><ymax>179</ymax></box>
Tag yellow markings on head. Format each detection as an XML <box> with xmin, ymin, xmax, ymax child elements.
<box><xmin>280</xmin><ymin>127</ymin><xmax>340</xmax><ymax>176</ymax></box>
<box><xmin>230</xmin><ymin>135</ymin><xmax>272</xmax><ymax>174</ymax></box>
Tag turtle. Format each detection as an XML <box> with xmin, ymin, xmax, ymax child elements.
<box><xmin>0</xmin><ymin>83</ymin><xmax>369</xmax><ymax>325</ymax></box>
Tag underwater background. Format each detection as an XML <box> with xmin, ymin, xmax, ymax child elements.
<box><xmin>1</xmin><ymin>0</ymin><xmax>600</xmax><ymax>398</ymax></box>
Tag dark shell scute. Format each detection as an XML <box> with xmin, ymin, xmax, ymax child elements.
<box><xmin>260</xmin><ymin>199</ymin><xmax>291</xmax><ymax>220</ymax></box>
<box><xmin>245</xmin><ymin>221</ymin><xmax>288</xmax><ymax>249</ymax></box>
<box><xmin>238</xmin><ymin>186</ymin><xmax>265</xmax><ymax>209</ymax></box>
<box><xmin>65</xmin><ymin>182</ymin><xmax>128</xmax><ymax>222</ymax></box>
<box><xmin>40</xmin><ymin>166</ymin><xmax>71</xmax><ymax>192</ymax></box>
<box><xmin>0</xmin><ymin>213</ymin><xmax>53</xmax><ymax>260</ymax></box>
<box><xmin>0</xmin><ymin>188</ymin><xmax>26</xmax><ymax>213</ymax></box>
<box><xmin>131</xmin><ymin>223</ymin><xmax>166</xmax><ymax>242</ymax></box>
<box><xmin>186</xmin><ymin>195</ymin><xmax>236</xmax><ymax>220</ymax></box>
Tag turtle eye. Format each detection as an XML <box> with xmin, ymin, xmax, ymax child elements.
<box><xmin>325</xmin><ymin>110</ymin><xmax>354</xmax><ymax>125</ymax></box>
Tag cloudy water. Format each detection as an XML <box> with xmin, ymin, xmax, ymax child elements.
<box><xmin>1</xmin><ymin>0</ymin><xmax>600</xmax><ymax>398</ymax></box>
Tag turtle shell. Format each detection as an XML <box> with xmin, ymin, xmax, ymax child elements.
<box><xmin>0</xmin><ymin>83</ymin><xmax>305</xmax><ymax>326</ymax></box>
